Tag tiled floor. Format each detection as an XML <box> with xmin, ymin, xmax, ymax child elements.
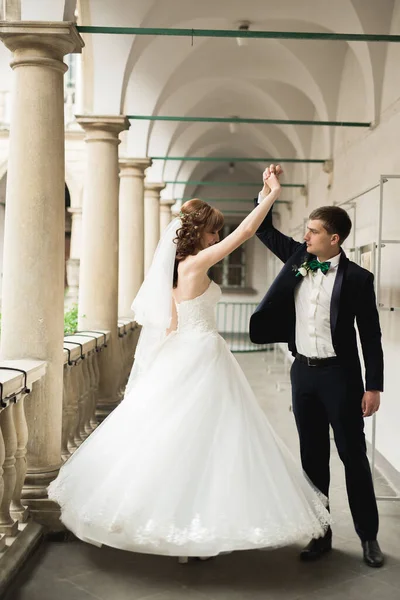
<box><xmin>5</xmin><ymin>351</ymin><xmax>400</xmax><ymax>600</ymax></box>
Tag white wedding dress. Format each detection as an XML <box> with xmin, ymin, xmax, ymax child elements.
<box><xmin>48</xmin><ymin>280</ymin><xmax>331</xmax><ymax>557</ymax></box>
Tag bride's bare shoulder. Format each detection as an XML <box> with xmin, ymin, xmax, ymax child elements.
<box><xmin>177</xmin><ymin>254</ymin><xmax>203</xmax><ymax>275</ymax></box>
<box><xmin>174</xmin><ymin>257</ymin><xmax>210</xmax><ymax>302</ymax></box>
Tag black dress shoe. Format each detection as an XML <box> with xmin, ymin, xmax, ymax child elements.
<box><xmin>362</xmin><ymin>540</ymin><xmax>384</xmax><ymax>568</ymax></box>
<box><xmin>300</xmin><ymin>529</ymin><xmax>332</xmax><ymax>561</ymax></box>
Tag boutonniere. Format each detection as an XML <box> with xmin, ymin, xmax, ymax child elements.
<box><xmin>292</xmin><ymin>258</ymin><xmax>331</xmax><ymax>278</ymax></box>
<box><xmin>292</xmin><ymin>260</ymin><xmax>310</xmax><ymax>278</ymax></box>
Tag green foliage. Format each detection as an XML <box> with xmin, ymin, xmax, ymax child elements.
<box><xmin>64</xmin><ymin>304</ymin><xmax>79</xmax><ymax>335</ymax></box>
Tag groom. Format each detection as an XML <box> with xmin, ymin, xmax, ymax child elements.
<box><xmin>250</xmin><ymin>164</ymin><xmax>384</xmax><ymax>568</ymax></box>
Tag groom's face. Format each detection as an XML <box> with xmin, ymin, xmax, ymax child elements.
<box><xmin>304</xmin><ymin>219</ymin><xmax>339</xmax><ymax>256</ymax></box>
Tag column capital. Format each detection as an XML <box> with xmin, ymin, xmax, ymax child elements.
<box><xmin>76</xmin><ymin>115</ymin><xmax>130</xmax><ymax>145</ymax></box>
<box><xmin>144</xmin><ymin>182</ymin><xmax>166</xmax><ymax>195</ymax></box>
<box><xmin>119</xmin><ymin>158</ymin><xmax>152</xmax><ymax>179</ymax></box>
<box><xmin>160</xmin><ymin>198</ymin><xmax>176</xmax><ymax>208</ymax></box>
<box><xmin>0</xmin><ymin>22</ymin><xmax>84</xmax><ymax>66</ymax></box>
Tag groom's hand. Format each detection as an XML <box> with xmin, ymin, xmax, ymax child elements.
<box><xmin>362</xmin><ymin>390</ymin><xmax>380</xmax><ymax>417</ymax></box>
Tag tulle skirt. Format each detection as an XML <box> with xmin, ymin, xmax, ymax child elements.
<box><xmin>48</xmin><ymin>330</ymin><xmax>331</xmax><ymax>556</ymax></box>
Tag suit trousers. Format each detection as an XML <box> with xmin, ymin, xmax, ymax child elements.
<box><xmin>290</xmin><ymin>358</ymin><xmax>379</xmax><ymax>542</ymax></box>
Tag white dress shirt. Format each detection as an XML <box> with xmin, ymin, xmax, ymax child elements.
<box><xmin>294</xmin><ymin>253</ymin><xmax>341</xmax><ymax>358</ymax></box>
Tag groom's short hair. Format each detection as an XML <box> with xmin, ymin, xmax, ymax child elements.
<box><xmin>309</xmin><ymin>205</ymin><xmax>352</xmax><ymax>245</ymax></box>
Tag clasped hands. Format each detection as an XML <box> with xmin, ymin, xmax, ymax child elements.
<box><xmin>262</xmin><ymin>163</ymin><xmax>284</xmax><ymax>193</ymax></box>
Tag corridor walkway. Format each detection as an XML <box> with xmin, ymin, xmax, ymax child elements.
<box><xmin>5</xmin><ymin>351</ymin><xmax>400</xmax><ymax>600</ymax></box>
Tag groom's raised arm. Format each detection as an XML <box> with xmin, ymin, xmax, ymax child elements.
<box><xmin>254</xmin><ymin>194</ymin><xmax>302</xmax><ymax>263</ymax></box>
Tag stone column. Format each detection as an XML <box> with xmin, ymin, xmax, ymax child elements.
<box><xmin>118</xmin><ymin>158</ymin><xmax>151</xmax><ymax>317</ymax></box>
<box><xmin>76</xmin><ymin>115</ymin><xmax>130</xmax><ymax>421</ymax></box>
<box><xmin>160</xmin><ymin>198</ymin><xmax>176</xmax><ymax>233</ymax></box>
<box><xmin>144</xmin><ymin>183</ymin><xmax>165</xmax><ymax>273</ymax></box>
<box><xmin>65</xmin><ymin>206</ymin><xmax>82</xmax><ymax>306</ymax></box>
<box><xmin>0</xmin><ymin>22</ymin><xmax>84</xmax><ymax>527</ymax></box>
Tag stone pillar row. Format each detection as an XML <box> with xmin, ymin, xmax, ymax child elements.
<box><xmin>0</xmin><ymin>21</ymin><xmax>84</xmax><ymax>526</ymax></box>
<box><xmin>0</xmin><ymin>20</ymin><xmax>177</xmax><ymax>527</ymax></box>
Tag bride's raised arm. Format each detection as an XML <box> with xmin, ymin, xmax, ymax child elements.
<box><xmin>192</xmin><ymin>165</ymin><xmax>282</xmax><ymax>271</ymax></box>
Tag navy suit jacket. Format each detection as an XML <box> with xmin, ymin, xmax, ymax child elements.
<box><xmin>249</xmin><ymin>206</ymin><xmax>384</xmax><ymax>392</ymax></box>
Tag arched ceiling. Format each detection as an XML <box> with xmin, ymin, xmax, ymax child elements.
<box><xmin>7</xmin><ymin>0</ymin><xmax>398</xmax><ymax>201</ymax></box>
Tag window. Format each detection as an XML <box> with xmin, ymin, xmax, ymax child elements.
<box><xmin>209</xmin><ymin>224</ymin><xmax>246</xmax><ymax>288</ymax></box>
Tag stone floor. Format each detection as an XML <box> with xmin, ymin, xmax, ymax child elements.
<box><xmin>5</xmin><ymin>351</ymin><xmax>400</xmax><ymax>600</ymax></box>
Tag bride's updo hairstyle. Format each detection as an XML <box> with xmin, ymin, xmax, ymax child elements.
<box><xmin>173</xmin><ymin>199</ymin><xmax>224</xmax><ymax>287</ymax></box>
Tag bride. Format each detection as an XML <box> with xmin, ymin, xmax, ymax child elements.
<box><xmin>48</xmin><ymin>164</ymin><xmax>331</xmax><ymax>559</ymax></box>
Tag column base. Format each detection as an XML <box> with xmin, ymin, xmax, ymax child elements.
<box><xmin>21</xmin><ymin>466</ymin><xmax>62</xmax><ymax>529</ymax></box>
<box><xmin>22</xmin><ymin>466</ymin><xmax>60</xmax><ymax>500</ymax></box>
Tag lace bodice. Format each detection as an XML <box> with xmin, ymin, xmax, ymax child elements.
<box><xmin>176</xmin><ymin>280</ymin><xmax>221</xmax><ymax>334</ymax></box>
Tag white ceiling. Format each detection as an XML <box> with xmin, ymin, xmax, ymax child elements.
<box><xmin>8</xmin><ymin>0</ymin><xmax>399</xmax><ymax>202</ymax></box>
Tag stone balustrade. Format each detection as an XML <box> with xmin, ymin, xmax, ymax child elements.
<box><xmin>0</xmin><ymin>321</ymin><xmax>139</xmax><ymax>589</ymax></box>
<box><xmin>0</xmin><ymin>361</ymin><xmax>46</xmax><ymax>559</ymax></box>
<box><xmin>61</xmin><ymin>321</ymin><xmax>139</xmax><ymax>463</ymax></box>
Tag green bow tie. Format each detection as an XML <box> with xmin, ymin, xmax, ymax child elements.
<box><xmin>308</xmin><ymin>259</ymin><xmax>331</xmax><ymax>275</ymax></box>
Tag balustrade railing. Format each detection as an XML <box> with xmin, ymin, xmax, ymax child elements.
<box><xmin>0</xmin><ymin>320</ymin><xmax>139</xmax><ymax>586</ymax></box>
<box><xmin>0</xmin><ymin>361</ymin><xmax>46</xmax><ymax>557</ymax></box>
<box><xmin>61</xmin><ymin>320</ymin><xmax>139</xmax><ymax>461</ymax></box>
<box><xmin>216</xmin><ymin>302</ymin><xmax>270</xmax><ymax>352</ymax></box>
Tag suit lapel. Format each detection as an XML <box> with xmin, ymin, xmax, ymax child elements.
<box><xmin>287</xmin><ymin>246</ymin><xmax>314</xmax><ymax>290</ymax></box>
<box><xmin>330</xmin><ymin>249</ymin><xmax>348</xmax><ymax>337</ymax></box>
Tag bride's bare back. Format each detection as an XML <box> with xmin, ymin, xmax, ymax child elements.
<box><xmin>167</xmin><ymin>166</ymin><xmax>282</xmax><ymax>333</ymax></box>
<box><xmin>172</xmin><ymin>256</ymin><xmax>211</xmax><ymax>304</ymax></box>
<box><xmin>168</xmin><ymin>258</ymin><xmax>211</xmax><ymax>333</ymax></box>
